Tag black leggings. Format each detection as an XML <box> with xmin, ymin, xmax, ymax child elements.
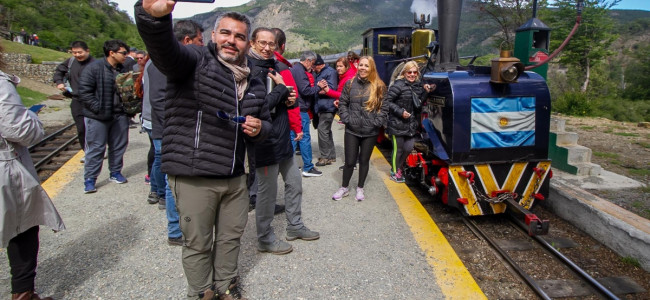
<box><xmin>390</xmin><ymin>135</ymin><xmax>415</xmax><ymax>173</ymax></box>
<box><xmin>342</xmin><ymin>132</ymin><xmax>376</xmax><ymax>188</ymax></box>
<box><xmin>7</xmin><ymin>226</ymin><xmax>40</xmax><ymax>293</ymax></box>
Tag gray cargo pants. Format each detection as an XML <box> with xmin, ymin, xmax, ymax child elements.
<box><xmin>168</xmin><ymin>174</ymin><xmax>248</xmax><ymax>298</ymax></box>
<box><xmin>317</xmin><ymin>112</ymin><xmax>336</xmax><ymax>160</ymax></box>
<box><xmin>255</xmin><ymin>157</ymin><xmax>304</xmax><ymax>244</ymax></box>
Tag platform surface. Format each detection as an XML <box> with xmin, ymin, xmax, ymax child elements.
<box><xmin>0</xmin><ymin>122</ymin><xmax>484</xmax><ymax>299</ymax></box>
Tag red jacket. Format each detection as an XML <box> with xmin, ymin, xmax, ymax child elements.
<box><xmin>305</xmin><ymin>71</ymin><xmax>315</xmax><ymax>119</ymax></box>
<box><xmin>325</xmin><ymin>67</ymin><xmax>356</xmax><ymax>100</ymax></box>
<box><xmin>275</xmin><ymin>51</ymin><xmax>302</xmax><ymax>134</ymax></box>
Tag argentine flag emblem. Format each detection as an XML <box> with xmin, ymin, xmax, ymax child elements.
<box><xmin>470</xmin><ymin>97</ymin><xmax>536</xmax><ymax>149</ymax></box>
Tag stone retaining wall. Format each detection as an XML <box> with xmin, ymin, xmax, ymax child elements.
<box><xmin>1</xmin><ymin>53</ymin><xmax>60</xmax><ymax>85</ymax></box>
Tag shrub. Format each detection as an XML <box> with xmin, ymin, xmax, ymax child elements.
<box><xmin>553</xmin><ymin>92</ymin><xmax>592</xmax><ymax>116</ymax></box>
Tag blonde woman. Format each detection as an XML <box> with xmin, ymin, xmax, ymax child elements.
<box><xmin>385</xmin><ymin>61</ymin><xmax>435</xmax><ymax>182</ymax></box>
<box><xmin>332</xmin><ymin>56</ymin><xmax>388</xmax><ymax>201</ymax></box>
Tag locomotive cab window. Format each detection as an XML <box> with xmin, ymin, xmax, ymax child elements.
<box><xmin>377</xmin><ymin>34</ymin><xmax>396</xmax><ymax>55</ymax></box>
<box><xmin>363</xmin><ymin>37</ymin><xmax>370</xmax><ymax>56</ymax></box>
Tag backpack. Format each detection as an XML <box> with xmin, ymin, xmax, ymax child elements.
<box><xmin>115</xmin><ymin>71</ymin><xmax>142</xmax><ymax>115</ymax></box>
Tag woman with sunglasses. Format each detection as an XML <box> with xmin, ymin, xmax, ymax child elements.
<box><xmin>384</xmin><ymin>61</ymin><xmax>435</xmax><ymax>183</ymax></box>
<box><xmin>332</xmin><ymin>56</ymin><xmax>388</xmax><ymax>201</ymax></box>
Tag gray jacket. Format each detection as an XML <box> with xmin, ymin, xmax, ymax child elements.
<box><xmin>0</xmin><ymin>71</ymin><xmax>65</xmax><ymax>247</ymax></box>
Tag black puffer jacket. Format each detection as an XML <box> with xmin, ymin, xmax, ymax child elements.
<box><xmin>135</xmin><ymin>3</ymin><xmax>271</xmax><ymax>178</ymax></box>
<box><xmin>338</xmin><ymin>76</ymin><xmax>388</xmax><ymax>138</ymax></box>
<box><xmin>78</xmin><ymin>58</ymin><xmax>125</xmax><ymax>121</ymax></box>
<box><xmin>248</xmin><ymin>55</ymin><xmax>294</xmax><ymax>167</ymax></box>
<box><xmin>385</xmin><ymin>78</ymin><xmax>425</xmax><ymax>137</ymax></box>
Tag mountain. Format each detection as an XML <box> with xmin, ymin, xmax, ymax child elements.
<box><xmin>186</xmin><ymin>0</ymin><xmax>650</xmax><ymax>58</ymax></box>
<box><xmin>2</xmin><ymin>0</ymin><xmax>649</xmax><ymax>60</ymax></box>
<box><xmin>186</xmin><ymin>0</ymin><xmax>650</xmax><ymax>59</ymax></box>
<box><xmin>188</xmin><ymin>0</ymin><xmax>493</xmax><ymax>57</ymax></box>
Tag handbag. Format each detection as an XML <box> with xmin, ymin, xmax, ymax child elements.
<box><xmin>410</xmin><ymin>87</ymin><xmax>422</xmax><ymax>111</ymax></box>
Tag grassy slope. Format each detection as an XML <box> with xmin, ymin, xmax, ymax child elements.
<box><xmin>1</xmin><ymin>40</ymin><xmax>67</xmax><ymax>104</ymax></box>
<box><xmin>1</xmin><ymin>39</ymin><xmax>70</xmax><ymax>63</ymax></box>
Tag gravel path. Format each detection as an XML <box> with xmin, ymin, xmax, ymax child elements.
<box><xmin>0</xmin><ymin>124</ymin><xmax>445</xmax><ymax>299</ymax></box>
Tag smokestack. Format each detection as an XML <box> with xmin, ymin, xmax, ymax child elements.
<box><xmin>435</xmin><ymin>0</ymin><xmax>463</xmax><ymax>72</ymax></box>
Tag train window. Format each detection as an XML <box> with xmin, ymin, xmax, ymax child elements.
<box><xmin>363</xmin><ymin>37</ymin><xmax>370</xmax><ymax>56</ymax></box>
<box><xmin>377</xmin><ymin>34</ymin><xmax>396</xmax><ymax>55</ymax></box>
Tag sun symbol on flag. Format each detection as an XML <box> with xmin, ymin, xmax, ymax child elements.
<box><xmin>499</xmin><ymin>117</ymin><xmax>509</xmax><ymax>127</ymax></box>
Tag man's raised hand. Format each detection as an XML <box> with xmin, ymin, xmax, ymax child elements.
<box><xmin>142</xmin><ymin>0</ymin><xmax>176</xmax><ymax>18</ymax></box>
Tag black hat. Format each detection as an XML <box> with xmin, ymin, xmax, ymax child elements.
<box><xmin>314</xmin><ymin>54</ymin><xmax>325</xmax><ymax>66</ymax></box>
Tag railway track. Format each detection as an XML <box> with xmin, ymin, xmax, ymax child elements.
<box><xmin>374</xmin><ymin>143</ymin><xmax>648</xmax><ymax>299</ymax></box>
<box><xmin>462</xmin><ymin>215</ymin><xmax>621</xmax><ymax>299</ymax></box>
<box><xmin>28</xmin><ymin>123</ymin><xmax>82</xmax><ymax>182</ymax></box>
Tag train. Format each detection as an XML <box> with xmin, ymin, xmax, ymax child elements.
<box><xmin>363</xmin><ymin>0</ymin><xmax>553</xmax><ymax>236</ymax></box>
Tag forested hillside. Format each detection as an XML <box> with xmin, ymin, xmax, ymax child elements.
<box><xmin>0</xmin><ymin>0</ymin><xmax>144</xmax><ymax>57</ymax></box>
<box><xmin>1</xmin><ymin>0</ymin><xmax>649</xmax><ymax>121</ymax></box>
<box><xmin>1</xmin><ymin>0</ymin><xmax>648</xmax><ymax>60</ymax></box>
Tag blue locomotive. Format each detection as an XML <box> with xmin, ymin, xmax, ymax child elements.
<box><xmin>364</xmin><ymin>0</ymin><xmax>552</xmax><ymax>235</ymax></box>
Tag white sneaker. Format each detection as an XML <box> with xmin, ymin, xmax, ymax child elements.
<box><xmin>355</xmin><ymin>187</ymin><xmax>365</xmax><ymax>201</ymax></box>
<box><xmin>332</xmin><ymin>187</ymin><xmax>349</xmax><ymax>201</ymax></box>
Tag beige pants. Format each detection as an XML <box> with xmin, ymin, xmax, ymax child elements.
<box><xmin>169</xmin><ymin>175</ymin><xmax>248</xmax><ymax>298</ymax></box>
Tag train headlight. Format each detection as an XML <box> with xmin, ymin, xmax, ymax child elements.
<box><xmin>490</xmin><ymin>50</ymin><xmax>525</xmax><ymax>84</ymax></box>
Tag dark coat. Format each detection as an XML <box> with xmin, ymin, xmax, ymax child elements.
<box><xmin>78</xmin><ymin>58</ymin><xmax>125</xmax><ymax>121</ymax></box>
<box><xmin>385</xmin><ymin>78</ymin><xmax>425</xmax><ymax>137</ymax></box>
<box><xmin>290</xmin><ymin>62</ymin><xmax>320</xmax><ymax>112</ymax></box>
<box><xmin>248</xmin><ymin>56</ymin><xmax>294</xmax><ymax>167</ymax></box>
<box><xmin>338</xmin><ymin>76</ymin><xmax>388</xmax><ymax>138</ymax></box>
<box><xmin>135</xmin><ymin>3</ymin><xmax>271</xmax><ymax>178</ymax></box>
<box><xmin>314</xmin><ymin>65</ymin><xmax>338</xmax><ymax>114</ymax></box>
<box><xmin>123</xmin><ymin>56</ymin><xmax>137</xmax><ymax>72</ymax></box>
<box><xmin>52</xmin><ymin>55</ymin><xmax>95</xmax><ymax>99</ymax></box>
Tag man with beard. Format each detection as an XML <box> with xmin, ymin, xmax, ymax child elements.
<box><xmin>136</xmin><ymin>1</ymin><xmax>271</xmax><ymax>299</ymax></box>
<box><xmin>247</xmin><ymin>27</ymin><xmax>319</xmax><ymax>255</ymax></box>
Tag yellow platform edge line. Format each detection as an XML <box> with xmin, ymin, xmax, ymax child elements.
<box><xmin>41</xmin><ymin>150</ymin><xmax>84</xmax><ymax>199</ymax></box>
<box><xmin>370</xmin><ymin>148</ymin><xmax>486</xmax><ymax>299</ymax></box>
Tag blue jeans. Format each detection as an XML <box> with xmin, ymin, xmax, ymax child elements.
<box><xmin>151</xmin><ymin>138</ymin><xmax>165</xmax><ymax>197</ymax></box>
<box><xmin>290</xmin><ymin>111</ymin><xmax>314</xmax><ymax>172</ymax></box>
<box><xmin>165</xmin><ymin>174</ymin><xmax>181</xmax><ymax>239</ymax></box>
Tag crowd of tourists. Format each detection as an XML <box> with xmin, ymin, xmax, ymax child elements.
<box><xmin>0</xmin><ymin>0</ymin><xmax>436</xmax><ymax>299</ymax></box>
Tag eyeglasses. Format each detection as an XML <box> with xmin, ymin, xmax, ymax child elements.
<box><xmin>217</xmin><ymin>111</ymin><xmax>246</xmax><ymax>123</ymax></box>
<box><xmin>115</xmin><ymin>51</ymin><xmax>128</xmax><ymax>55</ymax></box>
<box><xmin>256</xmin><ymin>40</ymin><xmax>276</xmax><ymax>50</ymax></box>
<box><xmin>406</xmin><ymin>71</ymin><xmax>418</xmax><ymax>75</ymax></box>
<box><xmin>137</xmin><ymin>57</ymin><xmax>145</xmax><ymax>60</ymax></box>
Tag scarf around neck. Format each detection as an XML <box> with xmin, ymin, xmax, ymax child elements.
<box><xmin>218</xmin><ymin>55</ymin><xmax>250</xmax><ymax>101</ymax></box>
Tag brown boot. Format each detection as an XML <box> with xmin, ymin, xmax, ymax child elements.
<box><xmin>216</xmin><ymin>277</ymin><xmax>246</xmax><ymax>300</ymax></box>
<box><xmin>11</xmin><ymin>291</ymin><xmax>53</xmax><ymax>300</ymax></box>
<box><xmin>198</xmin><ymin>287</ymin><xmax>215</xmax><ymax>300</ymax></box>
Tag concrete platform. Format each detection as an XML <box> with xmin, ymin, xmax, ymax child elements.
<box><xmin>0</xmin><ymin>123</ymin><xmax>485</xmax><ymax>299</ymax></box>
<box><xmin>546</xmin><ymin>169</ymin><xmax>650</xmax><ymax>272</ymax></box>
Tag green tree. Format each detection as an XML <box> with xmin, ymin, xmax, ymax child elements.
<box><xmin>542</xmin><ymin>0</ymin><xmax>619</xmax><ymax>92</ymax></box>
<box><xmin>0</xmin><ymin>0</ymin><xmax>143</xmax><ymax>57</ymax></box>
<box><xmin>623</xmin><ymin>42</ymin><xmax>650</xmax><ymax>100</ymax></box>
<box><xmin>471</xmin><ymin>0</ymin><xmax>538</xmax><ymax>47</ymax></box>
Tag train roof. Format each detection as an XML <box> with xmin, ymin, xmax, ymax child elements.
<box><xmin>361</xmin><ymin>26</ymin><xmax>415</xmax><ymax>36</ymax></box>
